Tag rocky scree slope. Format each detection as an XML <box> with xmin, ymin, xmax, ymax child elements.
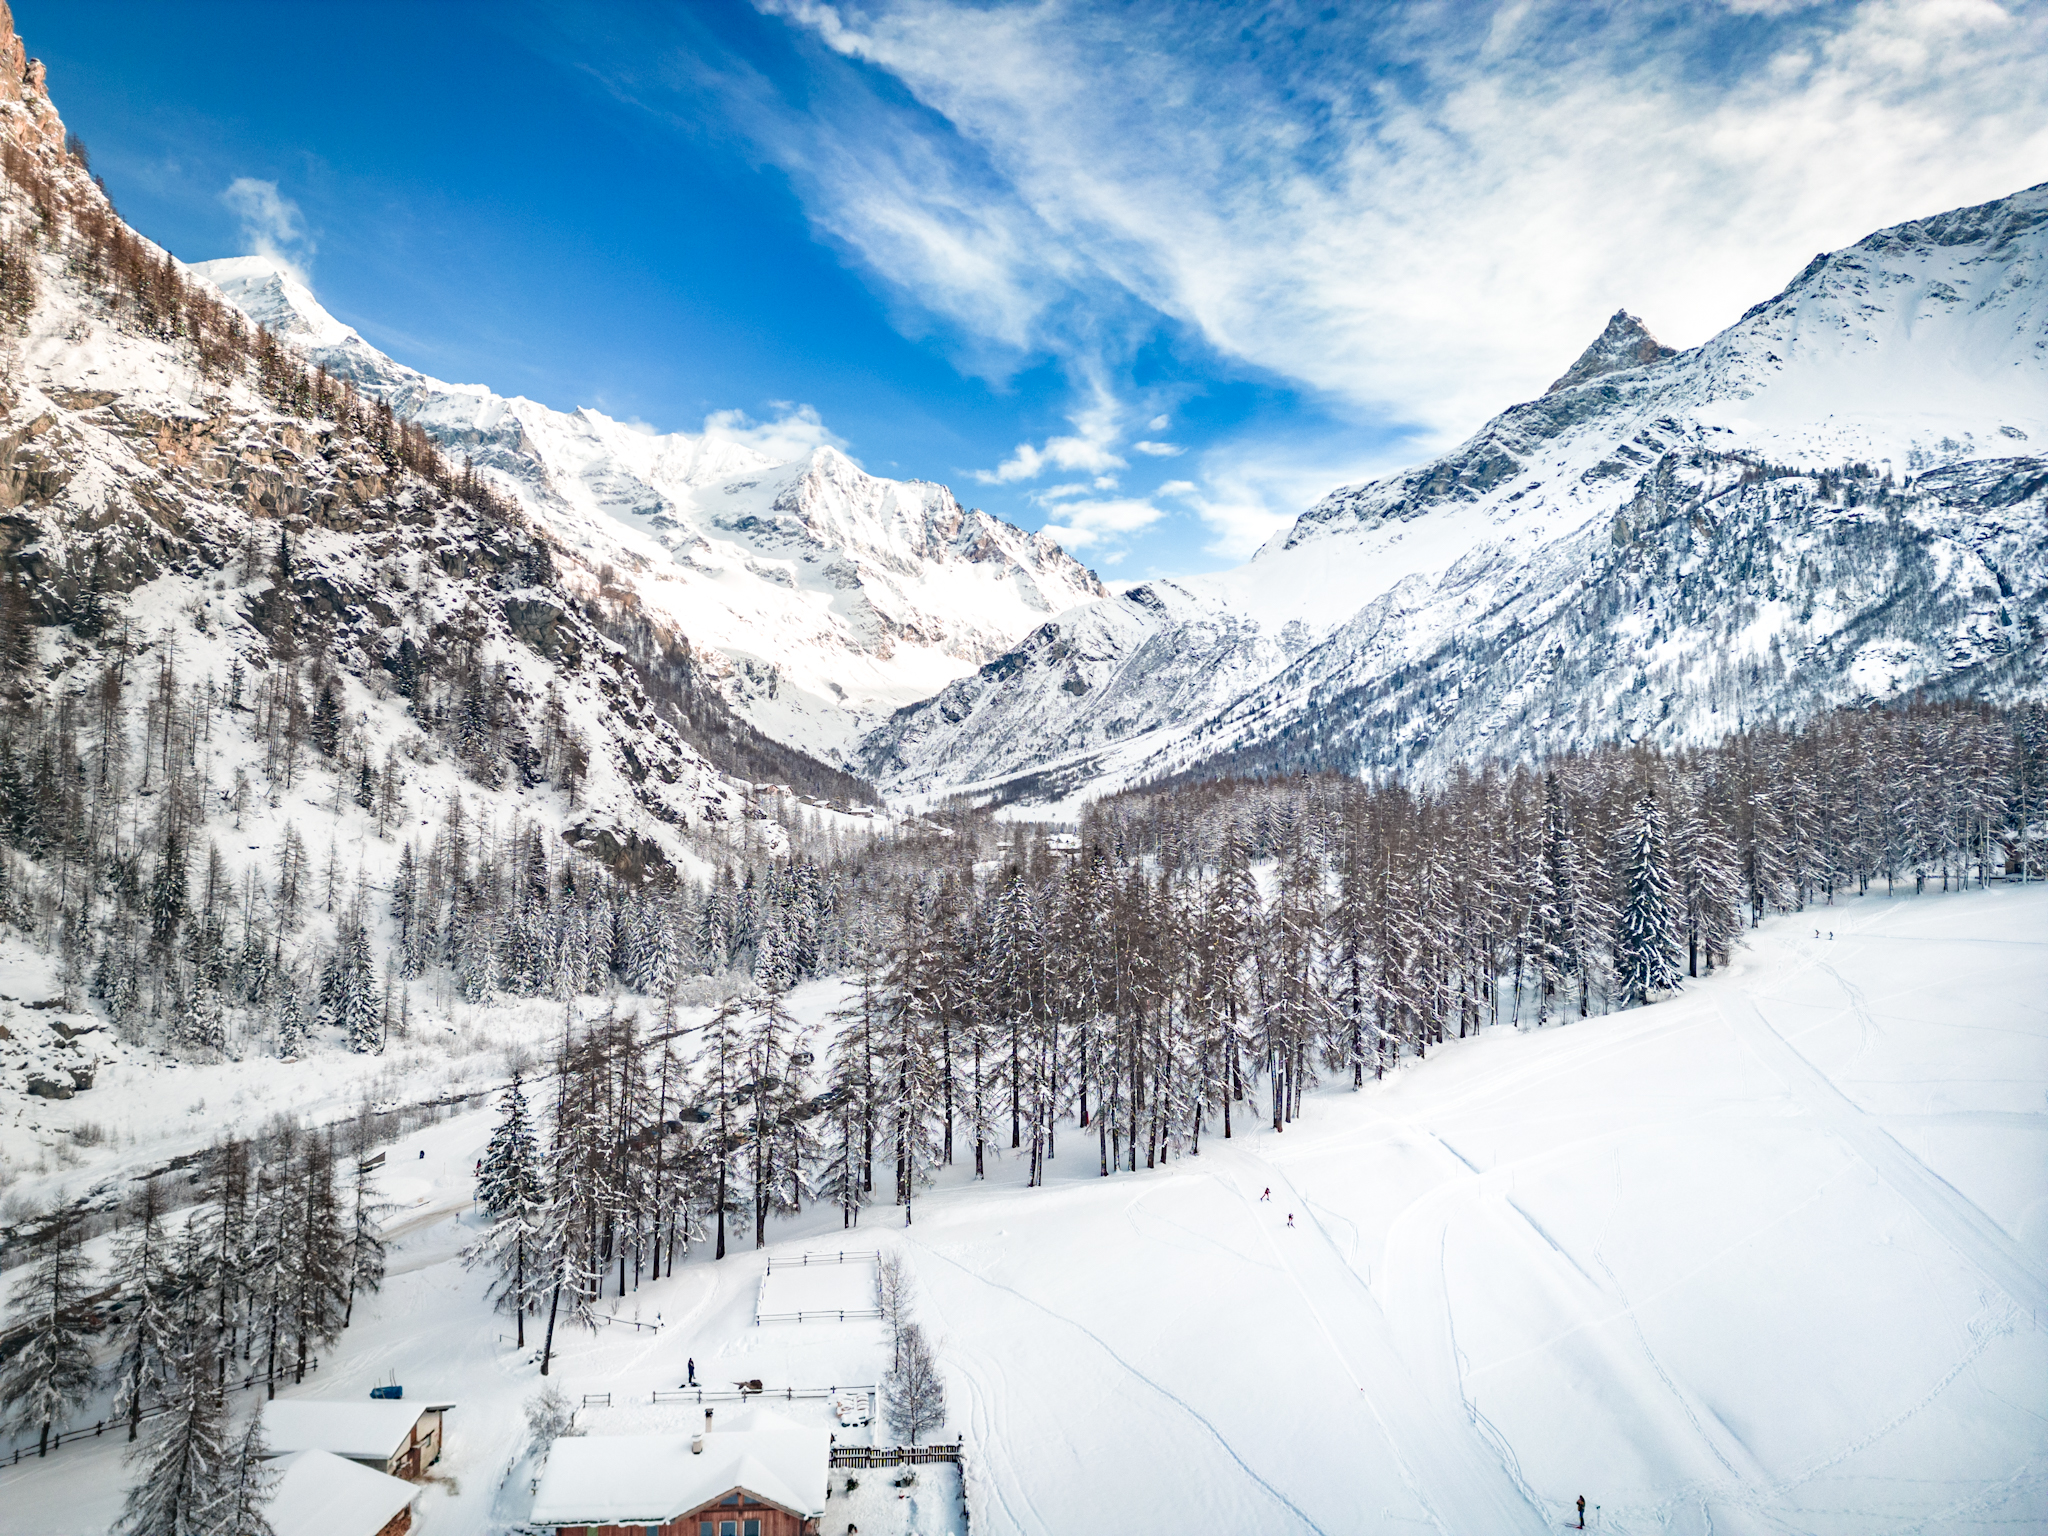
<box><xmin>190</xmin><ymin>257</ymin><xmax>1105</xmax><ymax>765</ymax></box>
<box><xmin>861</xmin><ymin>185</ymin><xmax>2048</xmax><ymax>805</ymax></box>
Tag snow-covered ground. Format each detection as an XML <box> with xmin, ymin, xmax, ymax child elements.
<box><xmin>4</xmin><ymin>886</ymin><xmax>2043</xmax><ymax>1535</ymax></box>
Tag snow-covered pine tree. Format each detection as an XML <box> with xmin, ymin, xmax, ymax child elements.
<box><xmin>113</xmin><ymin>1177</ymin><xmax>180</xmax><ymax>1441</ymax></box>
<box><xmin>185</xmin><ymin>971</ymin><xmax>228</xmax><ymax>1054</ymax></box>
<box><xmin>216</xmin><ymin>1402</ymin><xmax>278</xmax><ymax>1536</ymax></box>
<box><xmin>340</xmin><ymin>911</ymin><xmax>381</xmax><ymax>1054</ymax></box>
<box><xmin>818</xmin><ymin>1034</ymin><xmax>870</xmax><ymax>1228</ymax></box>
<box><xmin>286</xmin><ymin>1136</ymin><xmax>350</xmax><ymax>1383</ymax></box>
<box><xmin>1671</xmin><ymin>772</ymin><xmax>1744</xmax><ymax>976</ymax></box>
<box><xmin>274</xmin><ymin>969</ymin><xmax>305</xmax><ymax>1060</ymax></box>
<box><xmin>467</xmin><ymin>1071</ymin><xmax>550</xmax><ymax>1347</ymax></box>
<box><xmin>115</xmin><ymin>1336</ymin><xmax>229</xmax><ymax>1536</ymax></box>
<box><xmin>692</xmin><ymin>996</ymin><xmax>748</xmax><ymax>1261</ymax></box>
<box><xmin>1206</xmin><ymin>830</ymin><xmax>1262</xmax><ymax>1131</ymax></box>
<box><xmin>879</xmin><ymin>895</ymin><xmax>947</xmax><ymax>1224</ymax></box>
<box><xmin>742</xmin><ymin>988</ymin><xmax>816</xmax><ymax>1245</ymax></box>
<box><xmin>0</xmin><ymin>1206</ymin><xmax>98</xmax><ymax>1457</ymax></box>
<box><xmin>341</xmin><ymin>1150</ymin><xmax>390</xmax><ymax>1328</ymax></box>
<box><xmin>1616</xmin><ymin>790</ymin><xmax>1685</xmax><ymax>1006</ymax></box>
<box><xmin>536</xmin><ymin>1014</ymin><xmax>608</xmax><ymax>1372</ymax></box>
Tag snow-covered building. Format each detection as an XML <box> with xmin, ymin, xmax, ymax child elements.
<box><xmin>262</xmin><ymin>1399</ymin><xmax>456</xmax><ymax>1481</ymax></box>
<box><xmin>529</xmin><ymin>1406</ymin><xmax>830</xmax><ymax>1536</ymax></box>
<box><xmin>267</xmin><ymin>1449</ymin><xmax>422</xmax><ymax>1536</ymax></box>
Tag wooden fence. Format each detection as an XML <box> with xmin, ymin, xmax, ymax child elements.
<box><xmin>830</xmin><ymin>1444</ymin><xmax>964</xmax><ymax>1469</ymax></box>
<box><xmin>764</xmin><ymin>1250</ymin><xmax>878</xmax><ymax>1273</ymax></box>
<box><xmin>4</xmin><ymin>1358</ymin><xmax>320</xmax><ymax>1465</ymax></box>
<box><xmin>648</xmin><ymin>1384</ymin><xmax>874</xmax><ymax>1406</ymax></box>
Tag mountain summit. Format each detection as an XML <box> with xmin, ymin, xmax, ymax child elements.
<box><xmin>189</xmin><ymin>256</ymin><xmax>1106</xmax><ymax>762</ymax></box>
<box><xmin>1546</xmin><ymin>309</ymin><xmax>1678</xmax><ymax>393</ymax></box>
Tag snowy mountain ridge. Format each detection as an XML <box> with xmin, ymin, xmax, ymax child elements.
<box><xmin>189</xmin><ymin>258</ymin><xmax>1106</xmax><ymax>762</ymax></box>
<box><xmin>862</xmin><ymin>184</ymin><xmax>2048</xmax><ymax>809</ymax></box>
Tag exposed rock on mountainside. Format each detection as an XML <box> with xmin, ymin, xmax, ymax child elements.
<box><xmin>0</xmin><ymin>19</ymin><xmax>848</xmax><ymax>895</ymax></box>
<box><xmin>1546</xmin><ymin>309</ymin><xmax>1678</xmax><ymax>393</ymax></box>
<box><xmin>862</xmin><ymin>185</ymin><xmax>2048</xmax><ymax>808</ymax></box>
<box><xmin>189</xmin><ymin>258</ymin><xmax>1105</xmax><ymax>763</ymax></box>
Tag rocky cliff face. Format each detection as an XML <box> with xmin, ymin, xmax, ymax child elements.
<box><xmin>860</xmin><ymin>184</ymin><xmax>2048</xmax><ymax>809</ymax></box>
<box><xmin>189</xmin><ymin>259</ymin><xmax>1106</xmax><ymax>764</ymax></box>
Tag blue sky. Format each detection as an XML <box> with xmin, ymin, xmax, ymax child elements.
<box><xmin>21</xmin><ymin>0</ymin><xmax>2047</xmax><ymax>576</ymax></box>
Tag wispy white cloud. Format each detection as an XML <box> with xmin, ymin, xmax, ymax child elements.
<box><xmin>1131</xmin><ymin>440</ymin><xmax>1183</xmax><ymax>458</ymax></box>
<box><xmin>222</xmin><ymin>177</ymin><xmax>314</xmax><ymax>283</ymax></box>
<box><xmin>702</xmin><ymin>402</ymin><xmax>847</xmax><ymax>461</ymax></box>
<box><xmin>758</xmin><ymin>0</ymin><xmax>2048</xmax><ymax>456</ymax></box>
<box><xmin>1038</xmin><ymin>494</ymin><xmax>1168</xmax><ymax>553</ymax></box>
<box><xmin>976</xmin><ymin>381</ymin><xmax>1129</xmax><ymax>482</ymax></box>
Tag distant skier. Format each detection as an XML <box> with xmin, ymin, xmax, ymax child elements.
<box><xmin>687</xmin><ymin>1358</ymin><xmax>697</xmax><ymax>1386</ymax></box>
<box><xmin>1286</xmin><ymin>1213</ymin><xmax>1295</xmax><ymax>1228</ymax></box>
<box><xmin>1259</xmin><ymin>1187</ymin><xmax>1271</xmax><ymax>1201</ymax></box>
<box><xmin>1577</xmin><ymin>1495</ymin><xmax>1585</xmax><ymax>1528</ymax></box>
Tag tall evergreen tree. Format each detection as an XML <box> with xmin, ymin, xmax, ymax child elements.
<box><xmin>115</xmin><ymin>1338</ymin><xmax>229</xmax><ymax>1536</ymax></box>
<box><xmin>0</xmin><ymin>1207</ymin><xmax>98</xmax><ymax>1457</ymax></box>
<box><xmin>113</xmin><ymin>1178</ymin><xmax>180</xmax><ymax>1441</ymax></box>
<box><xmin>466</xmin><ymin>1072</ymin><xmax>549</xmax><ymax>1348</ymax></box>
<box><xmin>1617</xmin><ymin>790</ymin><xmax>1685</xmax><ymax>1006</ymax></box>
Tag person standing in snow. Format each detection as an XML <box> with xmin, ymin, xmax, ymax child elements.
<box><xmin>1286</xmin><ymin>1214</ymin><xmax>1295</xmax><ymax>1228</ymax></box>
<box><xmin>1259</xmin><ymin>1187</ymin><xmax>1271</xmax><ymax>1201</ymax></box>
<box><xmin>687</xmin><ymin>1358</ymin><xmax>696</xmax><ymax>1386</ymax></box>
<box><xmin>1577</xmin><ymin>1494</ymin><xmax>1585</xmax><ymax>1528</ymax></box>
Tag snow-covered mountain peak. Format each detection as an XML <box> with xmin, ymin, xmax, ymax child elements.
<box><xmin>860</xmin><ymin>180</ymin><xmax>2048</xmax><ymax>810</ymax></box>
<box><xmin>189</xmin><ymin>259</ymin><xmax>1103</xmax><ymax>761</ymax></box>
<box><xmin>190</xmin><ymin>254</ymin><xmax>361</xmax><ymax>351</ymax></box>
<box><xmin>1547</xmin><ymin>309</ymin><xmax>1678</xmax><ymax>393</ymax></box>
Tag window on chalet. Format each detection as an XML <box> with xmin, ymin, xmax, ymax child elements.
<box><xmin>743</xmin><ymin>1521</ymin><xmax>760</xmax><ymax>1536</ymax></box>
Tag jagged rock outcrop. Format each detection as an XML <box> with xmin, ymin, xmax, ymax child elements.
<box><xmin>1546</xmin><ymin>310</ymin><xmax>1678</xmax><ymax>393</ymax></box>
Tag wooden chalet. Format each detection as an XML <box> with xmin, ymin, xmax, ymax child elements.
<box><xmin>530</xmin><ymin>1406</ymin><xmax>829</xmax><ymax>1536</ymax></box>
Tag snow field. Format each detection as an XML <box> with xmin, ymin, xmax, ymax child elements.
<box><xmin>3</xmin><ymin>890</ymin><xmax>2044</xmax><ymax>1536</ymax></box>
<box><xmin>757</xmin><ymin>1254</ymin><xmax>882</xmax><ymax>1321</ymax></box>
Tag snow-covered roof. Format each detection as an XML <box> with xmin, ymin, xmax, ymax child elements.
<box><xmin>268</xmin><ymin>1450</ymin><xmax>419</xmax><ymax>1536</ymax></box>
<box><xmin>529</xmin><ymin>1408</ymin><xmax>829</xmax><ymax>1526</ymax></box>
<box><xmin>261</xmin><ymin>1400</ymin><xmax>452</xmax><ymax>1462</ymax></box>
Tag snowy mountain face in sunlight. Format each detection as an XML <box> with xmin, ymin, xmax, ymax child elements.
<box><xmin>190</xmin><ymin>257</ymin><xmax>1106</xmax><ymax>763</ymax></box>
<box><xmin>861</xmin><ymin>186</ymin><xmax>2048</xmax><ymax>810</ymax></box>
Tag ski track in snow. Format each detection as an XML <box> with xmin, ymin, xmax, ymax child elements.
<box><xmin>1722</xmin><ymin>957</ymin><xmax>2048</xmax><ymax>1320</ymax></box>
<box><xmin>1241</xmin><ymin>1157</ymin><xmax>1550</xmax><ymax>1536</ymax></box>
<box><xmin>910</xmin><ymin>1234</ymin><xmax>1330</xmax><ymax>1535</ymax></box>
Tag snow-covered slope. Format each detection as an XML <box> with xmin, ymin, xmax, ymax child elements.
<box><xmin>8</xmin><ymin>888</ymin><xmax>2043</xmax><ymax>1536</ymax></box>
<box><xmin>188</xmin><ymin>258</ymin><xmax>1105</xmax><ymax>762</ymax></box>
<box><xmin>864</xmin><ymin>187</ymin><xmax>2048</xmax><ymax>809</ymax></box>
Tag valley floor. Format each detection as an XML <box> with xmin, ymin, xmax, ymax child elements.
<box><xmin>4</xmin><ymin>887</ymin><xmax>2045</xmax><ymax>1536</ymax></box>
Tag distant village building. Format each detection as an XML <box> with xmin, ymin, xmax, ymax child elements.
<box><xmin>262</xmin><ymin>1400</ymin><xmax>455</xmax><ymax>1481</ymax></box>
<box><xmin>267</xmin><ymin>1449</ymin><xmax>422</xmax><ymax>1536</ymax></box>
<box><xmin>530</xmin><ymin>1406</ymin><xmax>829</xmax><ymax>1536</ymax></box>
